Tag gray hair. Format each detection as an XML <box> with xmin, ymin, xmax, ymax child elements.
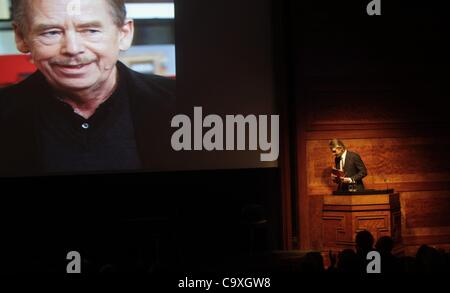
<box><xmin>329</xmin><ymin>139</ymin><xmax>346</xmax><ymax>149</ymax></box>
<box><xmin>12</xmin><ymin>0</ymin><xmax>127</xmax><ymax>33</ymax></box>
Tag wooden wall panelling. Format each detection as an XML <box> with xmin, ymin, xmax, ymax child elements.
<box><xmin>296</xmin><ymin>80</ymin><xmax>450</xmax><ymax>254</ymax></box>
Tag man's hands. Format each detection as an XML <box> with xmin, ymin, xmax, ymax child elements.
<box><xmin>331</xmin><ymin>174</ymin><xmax>353</xmax><ymax>184</ymax></box>
<box><xmin>342</xmin><ymin>177</ymin><xmax>353</xmax><ymax>184</ymax></box>
<box><xmin>331</xmin><ymin>174</ymin><xmax>340</xmax><ymax>183</ymax></box>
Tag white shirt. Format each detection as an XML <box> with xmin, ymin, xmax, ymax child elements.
<box><xmin>340</xmin><ymin>150</ymin><xmax>355</xmax><ymax>183</ymax></box>
<box><xmin>339</xmin><ymin>150</ymin><xmax>347</xmax><ymax>171</ymax></box>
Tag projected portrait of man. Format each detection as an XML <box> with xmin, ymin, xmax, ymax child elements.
<box><xmin>0</xmin><ymin>0</ymin><xmax>176</xmax><ymax>176</ymax></box>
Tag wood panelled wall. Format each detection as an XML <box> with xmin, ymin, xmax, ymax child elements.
<box><xmin>283</xmin><ymin>0</ymin><xmax>450</xmax><ymax>253</ymax></box>
<box><xmin>296</xmin><ymin>80</ymin><xmax>450</xmax><ymax>254</ymax></box>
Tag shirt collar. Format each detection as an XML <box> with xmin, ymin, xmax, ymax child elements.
<box><xmin>42</xmin><ymin>67</ymin><xmax>125</xmax><ymax>122</ymax></box>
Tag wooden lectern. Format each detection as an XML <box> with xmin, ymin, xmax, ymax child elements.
<box><xmin>322</xmin><ymin>191</ymin><xmax>402</xmax><ymax>253</ymax></box>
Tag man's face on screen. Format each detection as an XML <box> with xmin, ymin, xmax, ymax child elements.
<box><xmin>15</xmin><ymin>0</ymin><xmax>133</xmax><ymax>93</ymax></box>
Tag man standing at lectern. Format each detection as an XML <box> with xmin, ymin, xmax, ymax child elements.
<box><xmin>329</xmin><ymin>139</ymin><xmax>368</xmax><ymax>192</ymax></box>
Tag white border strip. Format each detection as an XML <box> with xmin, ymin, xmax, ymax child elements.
<box><xmin>125</xmin><ymin>3</ymin><xmax>175</xmax><ymax>19</ymax></box>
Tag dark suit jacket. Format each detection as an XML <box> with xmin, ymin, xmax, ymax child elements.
<box><xmin>0</xmin><ymin>62</ymin><xmax>177</xmax><ymax>177</ymax></box>
<box><xmin>335</xmin><ymin>150</ymin><xmax>368</xmax><ymax>191</ymax></box>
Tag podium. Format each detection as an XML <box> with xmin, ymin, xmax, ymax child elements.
<box><xmin>322</xmin><ymin>191</ymin><xmax>402</xmax><ymax>252</ymax></box>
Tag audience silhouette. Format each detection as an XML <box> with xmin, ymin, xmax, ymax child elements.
<box><xmin>375</xmin><ymin>235</ymin><xmax>400</xmax><ymax>273</ymax></box>
<box><xmin>307</xmin><ymin>230</ymin><xmax>449</xmax><ymax>273</ymax></box>
<box><xmin>355</xmin><ymin>230</ymin><xmax>375</xmax><ymax>273</ymax></box>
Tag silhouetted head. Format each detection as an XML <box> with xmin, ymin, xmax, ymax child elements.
<box><xmin>375</xmin><ymin>236</ymin><xmax>394</xmax><ymax>254</ymax></box>
<box><xmin>337</xmin><ymin>249</ymin><xmax>359</xmax><ymax>273</ymax></box>
<box><xmin>355</xmin><ymin>230</ymin><xmax>374</xmax><ymax>252</ymax></box>
<box><xmin>416</xmin><ymin>244</ymin><xmax>443</xmax><ymax>272</ymax></box>
<box><xmin>301</xmin><ymin>252</ymin><xmax>325</xmax><ymax>272</ymax></box>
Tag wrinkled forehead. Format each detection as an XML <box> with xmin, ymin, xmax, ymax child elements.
<box><xmin>28</xmin><ymin>0</ymin><xmax>115</xmax><ymax>28</ymax></box>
